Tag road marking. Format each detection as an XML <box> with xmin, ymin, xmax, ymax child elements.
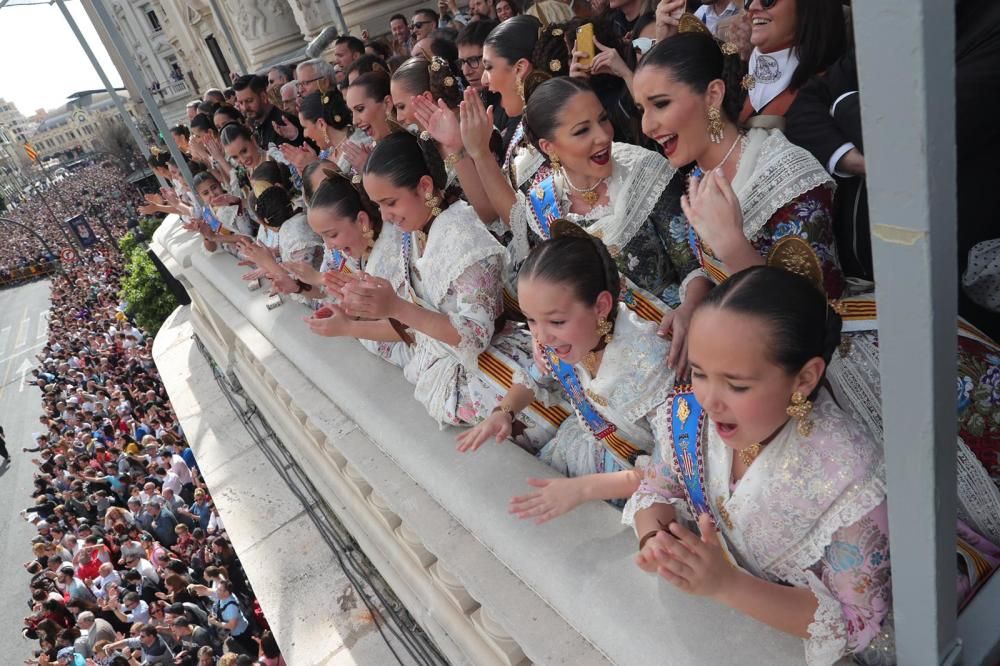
<box><xmin>0</xmin><ymin>340</ymin><xmax>45</xmax><ymax>366</ymax></box>
<box><xmin>0</xmin><ymin>327</ymin><xmax>9</xmax><ymax>355</ymax></box>
<box><xmin>36</xmin><ymin>311</ymin><xmax>49</xmax><ymax>340</ymax></box>
<box><xmin>14</xmin><ymin>305</ymin><xmax>28</xmax><ymax>348</ymax></box>
<box><xmin>0</xmin><ymin>354</ymin><xmax>11</xmax><ymax>400</ymax></box>
<box><xmin>17</xmin><ymin>358</ymin><xmax>31</xmax><ymax>392</ymax></box>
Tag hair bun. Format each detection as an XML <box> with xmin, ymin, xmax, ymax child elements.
<box><xmin>549</xmin><ymin>218</ymin><xmax>591</xmax><ymax>240</ymax></box>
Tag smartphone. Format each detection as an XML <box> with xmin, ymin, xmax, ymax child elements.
<box><xmin>576</xmin><ymin>23</ymin><xmax>595</xmax><ymax>67</ymax></box>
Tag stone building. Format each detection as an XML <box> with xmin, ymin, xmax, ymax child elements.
<box><xmin>28</xmin><ymin>91</ymin><xmax>136</xmax><ymax>163</ymax></box>
<box><xmin>79</xmin><ymin>0</ymin><xmax>430</xmax><ymax>128</ymax></box>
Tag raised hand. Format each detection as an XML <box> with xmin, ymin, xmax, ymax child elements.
<box><xmin>279</xmin><ymin>143</ymin><xmax>319</xmax><ymax>171</ymax></box>
<box><xmin>650</xmin><ymin>514</ymin><xmax>737</xmax><ymax>598</ymax></box>
<box><xmin>680</xmin><ymin>169</ymin><xmax>746</xmax><ymax>264</ymax></box>
<box><xmin>341</xmin><ymin>141</ymin><xmax>373</xmax><ymax>174</ymax></box>
<box><xmin>590</xmin><ymin>38</ymin><xmax>632</xmax><ymax>79</ymax></box>
<box><xmin>459</xmin><ymin>87</ymin><xmax>494</xmax><ymax>162</ymax></box>
<box><xmin>283</xmin><ymin>260</ymin><xmax>322</xmax><ymax>286</ymax></box>
<box><xmin>272</xmin><ymin>115</ymin><xmax>299</xmax><ymax>141</ymax></box>
<box><xmin>655</xmin><ymin>0</ymin><xmax>686</xmax><ymax>41</ymax></box>
<box><xmin>412</xmin><ymin>97</ymin><xmax>461</xmax><ymax>152</ymax></box>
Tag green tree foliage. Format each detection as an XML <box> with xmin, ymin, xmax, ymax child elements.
<box><xmin>118</xmin><ymin>217</ymin><xmax>177</xmax><ymax>336</ymax></box>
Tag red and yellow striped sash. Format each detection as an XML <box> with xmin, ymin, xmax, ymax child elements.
<box><xmin>477</xmin><ymin>351</ymin><xmax>570</xmax><ymax>429</ymax></box>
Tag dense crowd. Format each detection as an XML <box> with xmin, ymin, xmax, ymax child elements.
<box><xmin>121</xmin><ymin>0</ymin><xmax>1000</xmax><ymax>664</ymax></box>
<box><xmin>17</xmin><ymin>252</ymin><xmax>283</xmax><ymax>663</ymax></box>
<box><xmin>0</xmin><ymin>165</ymin><xmax>141</xmax><ymax>281</ymax></box>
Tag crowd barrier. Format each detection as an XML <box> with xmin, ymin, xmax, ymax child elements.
<box><xmin>0</xmin><ymin>260</ymin><xmax>59</xmax><ymax>288</ymax></box>
<box><xmin>150</xmin><ymin>214</ymin><xmax>807</xmax><ymax>665</ymax></box>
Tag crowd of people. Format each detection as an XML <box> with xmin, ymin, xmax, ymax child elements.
<box><xmin>16</xmin><ymin>199</ymin><xmax>283</xmax><ymax>662</ymax></box>
<box><xmin>0</xmin><ymin>164</ymin><xmax>137</xmax><ymax>284</ymax></box>
<box><xmin>139</xmin><ymin>0</ymin><xmax>1000</xmax><ymax>664</ymax></box>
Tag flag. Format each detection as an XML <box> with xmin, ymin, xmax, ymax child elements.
<box><xmin>24</xmin><ymin>143</ymin><xmax>38</xmax><ymax>162</ymax></box>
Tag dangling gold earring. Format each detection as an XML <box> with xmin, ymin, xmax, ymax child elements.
<box><xmin>424</xmin><ymin>191</ymin><xmax>442</xmax><ymax>217</ymax></box>
<box><xmin>516</xmin><ymin>76</ymin><xmax>525</xmax><ymax>104</ymax></box>
<box><xmin>596</xmin><ymin>317</ymin><xmax>613</xmax><ymax>345</ymax></box>
<box><xmin>361</xmin><ymin>224</ymin><xmax>375</xmax><ymax>257</ymax></box>
<box><xmin>707</xmin><ymin>106</ymin><xmax>724</xmax><ymax>144</ymax></box>
<box><xmin>786</xmin><ymin>391</ymin><xmax>814</xmax><ymax>437</ymax></box>
<box><xmin>550</xmin><ymin>153</ymin><xmax>561</xmax><ymax>171</ymax></box>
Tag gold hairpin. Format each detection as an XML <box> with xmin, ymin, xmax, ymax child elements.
<box><xmin>549</xmin><ymin>59</ymin><xmax>562</xmax><ymax>72</ymax></box>
<box><xmin>720</xmin><ymin>42</ymin><xmax>739</xmax><ymax>56</ymax></box>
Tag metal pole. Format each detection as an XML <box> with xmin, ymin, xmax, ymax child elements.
<box><xmin>327</xmin><ymin>0</ymin><xmax>349</xmax><ymax>35</ymax></box>
<box><xmin>204</xmin><ymin>0</ymin><xmax>249</xmax><ymax>74</ymax></box>
<box><xmin>852</xmin><ymin>1</ymin><xmax>959</xmax><ymax>664</ymax></box>
<box><xmin>53</xmin><ymin>0</ymin><xmax>151</xmax><ymax>160</ymax></box>
<box><xmin>88</xmin><ymin>0</ymin><xmax>199</xmax><ymax>201</ymax></box>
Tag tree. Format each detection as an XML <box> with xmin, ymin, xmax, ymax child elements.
<box><xmin>95</xmin><ymin>118</ymin><xmax>143</xmax><ymax>173</ymax></box>
<box><xmin>118</xmin><ymin>217</ymin><xmax>178</xmax><ymax>336</ymax></box>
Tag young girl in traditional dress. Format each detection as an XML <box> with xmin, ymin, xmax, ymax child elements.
<box><xmin>459</xmin><ymin>224</ymin><xmax>676</xmax><ymax>521</ymax></box>
<box><xmin>627</xmin><ymin>266</ymin><xmax>1000</xmax><ymax>665</ymax></box>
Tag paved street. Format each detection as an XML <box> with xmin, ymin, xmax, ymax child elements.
<box><xmin>0</xmin><ymin>279</ymin><xmax>53</xmax><ymax>661</ymax></box>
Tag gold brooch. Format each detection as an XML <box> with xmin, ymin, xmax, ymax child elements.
<box><xmin>586</xmin><ymin>389</ymin><xmax>608</xmax><ymax>407</ymax></box>
<box><xmin>444</xmin><ymin>76</ymin><xmax>455</xmax><ymax>87</ymax></box>
<box><xmin>720</xmin><ymin>42</ymin><xmax>739</xmax><ymax>56</ymax></box>
<box><xmin>430</xmin><ymin>60</ymin><xmax>442</xmax><ymax>72</ymax></box>
<box><xmin>549</xmin><ymin>59</ymin><xmax>562</xmax><ymax>72</ymax></box>
<box><xmin>677</xmin><ymin>396</ymin><xmax>690</xmax><ymax>426</ymax></box>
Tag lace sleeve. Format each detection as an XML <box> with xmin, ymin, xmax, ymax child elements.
<box><xmin>803</xmin><ymin>501</ymin><xmax>892</xmax><ymax>665</ymax></box>
<box><xmin>507</xmin><ymin>192</ymin><xmax>531</xmax><ymax>269</ymax></box>
<box><xmin>445</xmin><ymin>254</ymin><xmax>505</xmax><ymax>362</ymax></box>
<box><xmin>621</xmin><ymin>448</ymin><xmax>689</xmax><ymax>531</ymax></box>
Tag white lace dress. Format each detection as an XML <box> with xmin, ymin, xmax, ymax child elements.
<box><xmin>515</xmin><ymin>304</ymin><xmax>674</xmax><ymax>476</ymax></box>
<box><xmin>624</xmin><ymin>391</ymin><xmax>897</xmax><ymax>664</ymax></box>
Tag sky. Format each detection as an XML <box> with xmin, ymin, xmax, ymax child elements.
<box><xmin>0</xmin><ymin>0</ymin><xmax>123</xmax><ymax>117</ymax></box>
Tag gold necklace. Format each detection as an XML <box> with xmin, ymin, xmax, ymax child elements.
<box><xmin>560</xmin><ymin>168</ymin><xmax>607</xmax><ymax>206</ymax></box>
<box><xmin>738</xmin><ymin>442</ymin><xmax>762</xmax><ymax>466</ymax></box>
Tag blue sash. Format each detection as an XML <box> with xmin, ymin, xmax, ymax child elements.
<box><xmin>527</xmin><ymin>174</ymin><xmax>559</xmax><ymax>239</ymax></box>
<box><xmin>670</xmin><ymin>387</ymin><xmax>710</xmax><ymax>516</ymax></box>
<box><xmin>328</xmin><ymin>248</ymin><xmax>348</xmax><ymax>273</ymax></box>
<box><xmin>203</xmin><ymin>207</ymin><xmax>222</xmax><ymax>233</ymax></box>
<box><xmin>541</xmin><ymin>347</ymin><xmax>617</xmax><ymax>441</ymax></box>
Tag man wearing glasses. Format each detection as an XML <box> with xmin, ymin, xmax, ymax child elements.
<box><xmin>295</xmin><ymin>59</ymin><xmax>337</xmax><ymax>100</ymax></box>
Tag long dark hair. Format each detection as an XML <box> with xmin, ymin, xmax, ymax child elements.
<box><xmin>310</xmin><ymin>173</ymin><xmax>383</xmax><ymax>238</ymax></box>
<box><xmin>699</xmin><ymin>266</ymin><xmax>841</xmax><ymax>390</ymax></box>
<box><xmin>390</xmin><ymin>57</ymin><xmax>463</xmax><ymax>108</ymax></box>
<box><xmin>790</xmin><ymin>0</ymin><xmax>846</xmax><ymax>90</ymax></box>
<box><xmin>364</xmin><ymin>131</ymin><xmax>448</xmax><ymax>192</ymax></box>
<box><xmin>518</xmin><ymin>220</ymin><xmax>620</xmax><ymax>310</ymax></box>
<box><xmin>523</xmin><ymin>76</ymin><xmax>593</xmax><ymax>152</ymax></box>
<box><xmin>639</xmin><ymin>32</ymin><xmax>745</xmax><ymax>124</ymax></box>
<box><xmin>484</xmin><ymin>14</ymin><xmax>541</xmax><ymax>64</ymax></box>
<box><xmin>298</xmin><ymin>90</ymin><xmax>351</xmax><ymax>131</ymax></box>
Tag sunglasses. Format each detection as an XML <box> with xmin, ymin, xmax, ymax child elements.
<box><xmin>455</xmin><ymin>55</ymin><xmax>483</xmax><ymax>69</ymax></box>
<box><xmin>744</xmin><ymin>0</ymin><xmax>778</xmax><ymax>9</ymax></box>
<box><xmin>411</xmin><ymin>19</ymin><xmax>433</xmax><ymax>29</ymax></box>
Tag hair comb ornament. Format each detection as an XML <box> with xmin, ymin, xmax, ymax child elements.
<box><xmin>766</xmin><ymin>237</ymin><xmax>825</xmax><ymax>295</ymax></box>
<box><xmin>678</xmin><ymin>13</ymin><xmax>712</xmax><ymax>35</ymax></box>
<box><xmin>720</xmin><ymin>42</ymin><xmax>739</xmax><ymax>56</ymax></box>
<box><xmin>549</xmin><ymin>59</ymin><xmax>562</xmax><ymax>72</ymax></box>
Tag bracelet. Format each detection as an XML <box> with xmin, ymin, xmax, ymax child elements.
<box><xmin>444</xmin><ymin>147</ymin><xmax>467</xmax><ymax>169</ymax></box>
<box><xmin>493</xmin><ymin>404</ymin><xmax>515</xmax><ymax>421</ymax></box>
<box><xmin>638</xmin><ymin>529</ymin><xmax>663</xmax><ymax>551</ymax></box>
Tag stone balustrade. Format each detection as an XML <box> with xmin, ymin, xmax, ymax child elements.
<box><xmin>151</xmin><ymin>214</ymin><xmax>807</xmax><ymax>665</ymax></box>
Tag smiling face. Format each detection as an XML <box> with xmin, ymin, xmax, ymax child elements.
<box><xmin>688</xmin><ymin>307</ymin><xmax>818</xmax><ymax>450</ymax></box>
<box><xmin>481</xmin><ymin>45</ymin><xmax>529</xmax><ymax>115</ymax></box>
<box><xmin>390</xmin><ymin>80</ymin><xmax>431</xmax><ymax>129</ymax></box>
<box><xmin>223</xmin><ymin>135</ymin><xmax>263</xmax><ymax>169</ymax></box>
<box><xmin>345</xmin><ymin>85</ymin><xmax>391</xmax><ymax>140</ymax></box>
<box><xmin>363</xmin><ymin>172</ymin><xmax>434</xmax><ymax>233</ymax></box>
<box><xmin>307</xmin><ymin>204</ymin><xmax>371</xmax><ymax>258</ymax></box>
<box><xmin>519</xmin><ymin>277</ymin><xmax>612</xmax><ymax>365</ymax></box>
<box><xmin>495</xmin><ymin>0</ymin><xmax>514</xmax><ymax>20</ymax></box>
<box><xmin>391</xmin><ymin>17</ymin><xmax>410</xmax><ymax>43</ymax></box>
<box><xmin>747</xmin><ymin>0</ymin><xmax>797</xmax><ymax>53</ymax></box>
<box><xmin>299</xmin><ymin>114</ymin><xmax>327</xmax><ymax>148</ymax></box>
<box><xmin>411</xmin><ymin>12</ymin><xmax>436</xmax><ymax>40</ymax></box>
<box><xmin>537</xmin><ymin>90</ymin><xmax>613</xmax><ymax>182</ymax></box>
<box><xmin>195</xmin><ymin>179</ymin><xmax>223</xmax><ymax>203</ymax></box>
<box><xmin>634</xmin><ymin>64</ymin><xmax>724</xmax><ymax>168</ymax></box>
<box><xmin>234</xmin><ymin>87</ymin><xmax>268</xmax><ymax>123</ymax></box>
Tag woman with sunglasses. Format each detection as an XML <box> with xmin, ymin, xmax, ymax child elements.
<box><xmin>740</xmin><ymin>0</ymin><xmax>845</xmax><ymax>126</ymax></box>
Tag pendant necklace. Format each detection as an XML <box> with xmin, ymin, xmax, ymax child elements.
<box><xmin>561</xmin><ymin>169</ymin><xmax>607</xmax><ymax>206</ymax></box>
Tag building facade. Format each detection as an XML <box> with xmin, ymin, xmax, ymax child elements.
<box><xmin>28</xmin><ymin>91</ymin><xmax>137</xmax><ymax>163</ymax></box>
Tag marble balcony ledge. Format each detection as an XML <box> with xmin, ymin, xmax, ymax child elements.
<box><xmin>151</xmin><ymin>215</ymin><xmax>807</xmax><ymax>665</ymax></box>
